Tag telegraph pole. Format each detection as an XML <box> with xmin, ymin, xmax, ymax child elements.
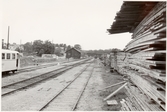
<box><xmin>7</xmin><ymin>26</ymin><xmax>10</xmax><ymax>49</ymax></box>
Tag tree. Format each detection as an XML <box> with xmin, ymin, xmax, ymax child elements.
<box><xmin>60</xmin><ymin>43</ymin><xmax>64</xmax><ymax>47</ymax></box>
<box><xmin>43</xmin><ymin>40</ymin><xmax>55</xmax><ymax>54</ymax></box>
<box><xmin>32</xmin><ymin>40</ymin><xmax>43</xmax><ymax>56</ymax></box>
<box><xmin>38</xmin><ymin>49</ymin><xmax>45</xmax><ymax>56</ymax></box>
<box><xmin>74</xmin><ymin>44</ymin><xmax>81</xmax><ymax>50</ymax></box>
<box><xmin>55</xmin><ymin>44</ymin><xmax>59</xmax><ymax>47</ymax></box>
<box><xmin>66</xmin><ymin>45</ymin><xmax>72</xmax><ymax>51</ymax></box>
<box><xmin>111</xmin><ymin>48</ymin><xmax>121</xmax><ymax>53</ymax></box>
<box><xmin>15</xmin><ymin>47</ymin><xmax>21</xmax><ymax>52</ymax></box>
<box><xmin>23</xmin><ymin>42</ymin><xmax>33</xmax><ymax>53</ymax></box>
<box><xmin>54</xmin><ymin>46</ymin><xmax>62</xmax><ymax>56</ymax></box>
<box><xmin>63</xmin><ymin>44</ymin><xmax>67</xmax><ymax>51</ymax></box>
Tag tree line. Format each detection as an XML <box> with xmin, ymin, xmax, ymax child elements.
<box><xmin>15</xmin><ymin>40</ymin><xmax>75</xmax><ymax>56</ymax></box>
<box><xmin>84</xmin><ymin>48</ymin><xmax>121</xmax><ymax>56</ymax></box>
<box><xmin>4</xmin><ymin>39</ymin><xmax>121</xmax><ymax>57</ymax></box>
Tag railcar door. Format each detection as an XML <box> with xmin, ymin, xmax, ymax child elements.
<box><xmin>16</xmin><ymin>59</ymin><xmax>18</xmax><ymax>67</ymax></box>
<box><xmin>16</xmin><ymin>53</ymin><xmax>19</xmax><ymax>67</ymax></box>
<box><xmin>2</xmin><ymin>53</ymin><xmax>5</xmax><ymax>71</ymax></box>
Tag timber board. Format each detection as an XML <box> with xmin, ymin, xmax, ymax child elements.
<box><xmin>132</xmin><ymin>35</ymin><xmax>166</xmax><ymax>47</ymax></box>
<box><xmin>127</xmin><ymin>70</ymin><xmax>166</xmax><ymax>109</ymax></box>
<box><xmin>133</xmin><ymin>2</ymin><xmax>166</xmax><ymax>37</ymax></box>
<box><xmin>125</xmin><ymin>84</ymin><xmax>164</xmax><ymax>111</ymax></box>
<box><xmin>130</xmin><ymin>51</ymin><xmax>166</xmax><ymax>57</ymax></box>
<box><xmin>128</xmin><ymin>64</ymin><xmax>166</xmax><ymax>82</ymax></box>
<box><xmin>126</xmin><ymin>40</ymin><xmax>165</xmax><ymax>52</ymax></box>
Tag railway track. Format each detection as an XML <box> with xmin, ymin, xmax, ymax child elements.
<box><xmin>38</xmin><ymin>62</ymin><xmax>94</xmax><ymax>111</ymax></box>
<box><xmin>2</xmin><ymin>59</ymin><xmax>91</xmax><ymax>96</ymax></box>
<box><xmin>2</xmin><ymin>59</ymin><xmax>87</xmax><ymax>78</ymax></box>
<box><xmin>18</xmin><ymin>59</ymin><xmax>83</xmax><ymax>72</ymax></box>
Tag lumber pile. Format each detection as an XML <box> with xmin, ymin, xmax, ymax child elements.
<box><xmin>109</xmin><ymin>2</ymin><xmax>166</xmax><ymax>111</ymax></box>
<box><xmin>110</xmin><ymin>52</ymin><xmax>129</xmax><ymax>72</ymax></box>
<box><xmin>124</xmin><ymin>2</ymin><xmax>166</xmax><ymax>83</ymax></box>
<box><xmin>120</xmin><ymin>82</ymin><xmax>164</xmax><ymax>111</ymax></box>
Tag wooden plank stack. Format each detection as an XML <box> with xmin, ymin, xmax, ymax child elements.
<box><xmin>120</xmin><ymin>82</ymin><xmax>164</xmax><ymax>111</ymax></box>
<box><xmin>109</xmin><ymin>2</ymin><xmax>166</xmax><ymax>111</ymax></box>
<box><xmin>110</xmin><ymin>51</ymin><xmax>128</xmax><ymax>72</ymax></box>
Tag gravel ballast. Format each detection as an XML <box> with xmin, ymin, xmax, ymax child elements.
<box><xmin>2</xmin><ymin>59</ymin><xmax>127</xmax><ymax>111</ymax></box>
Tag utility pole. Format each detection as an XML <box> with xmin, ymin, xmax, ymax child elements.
<box><xmin>7</xmin><ymin>26</ymin><xmax>10</xmax><ymax>49</ymax></box>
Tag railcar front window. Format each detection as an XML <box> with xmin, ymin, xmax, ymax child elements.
<box><xmin>7</xmin><ymin>53</ymin><xmax>10</xmax><ymax>59</ymax></box>
<box><xmin>2</xmin><ymin>53</ymin><xmax>5</xmax><ymax>59</ymax></box>
<box><xmin>12</xmin><ymin>53</ymin><xmax>15</xmax><ymax>59</ymax></box>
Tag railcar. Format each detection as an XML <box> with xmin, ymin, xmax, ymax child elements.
<box><xmin>2</xmin><ymin>49</ymin><xmax>20</xmax><ymax>74</ymax></box>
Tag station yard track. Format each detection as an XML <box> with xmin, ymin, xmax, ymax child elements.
<box><xmin>38</xmin><ymin>62</ymin><xmax>94</xmax><ymax>111</ymax></box>
<box><xmin>18</xmin><ymin>59</ymin><xmax>83</xmax><ymax>73</ymax></box>
<box><xmin>2</xmin><ymin>58</ymin><xmax>92</xmax><ymax>96</ymax></box>
<box><xmin>2</xmin><ymin>58</ymin><xmax>87</xmax><ymax>77</ymax></box>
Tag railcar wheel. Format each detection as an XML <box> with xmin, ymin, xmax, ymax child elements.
<box><xmin>12</xmin><ymin>70</ymin><xmax>15</xmax><ymax>73</ymax></box>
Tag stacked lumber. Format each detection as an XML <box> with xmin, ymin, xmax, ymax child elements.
<box><xmin>113</xmin><ymin>53</ymin><xmax>166</xmax><ymax>110</ymax></box>
<box><xmin>120</xmin><ymin>82</ymin><xmax>164</xmax><ymax>111</ymax></box>
<box><xmin>124</xmin><ymin>2</ymin><xmax>166</xmax><ymax>82</ymax></box>
<box><xmin>109</xmin><ymin>2</ymin><xmax>166</xmax><ymax>110</ymax></box>
<box><xmin>125</xmin><ymin>2</ymin><xmax>166</xmax><ymax>109</ymax></box>
<box><xmin>110</xmin><ymin>52</ymin><xmax>117</xmax><ymax>69</ymax></box>
<box><xmin>110</xmin><ymin>51</ymin><xmax>128</xmax><ymax>72</ymax></box>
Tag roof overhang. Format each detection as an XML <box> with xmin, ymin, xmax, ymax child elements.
<box><xmin>107</xmin><ymin>1</ymin><xmax>158</xmax><ymax>34</ymax></box>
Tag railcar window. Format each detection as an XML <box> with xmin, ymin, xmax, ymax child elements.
<box><xmin>2</xmin><ymin>53</ymin><xmax>5</xmax><ymax>59</ymax></box>
<box><xmin>12</xmin><ymin>53</ymin><xmax>15</xmax><ymax>59</ymax></box>
<box><xmin>7</xmin><ymin>53</ymin><xmax>10</xmax><ymax>59</ymax></box>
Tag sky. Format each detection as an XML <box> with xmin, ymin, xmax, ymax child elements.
<box><xmin>2</xmin><ymin>0</ymin><xmax>133</xmax><ymax>50</ymax></box>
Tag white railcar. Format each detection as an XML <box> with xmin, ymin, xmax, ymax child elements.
<box><xmin>2</xmin><ymin>49</ymin><xmax>20</xmax><ymax>73</ymax></box>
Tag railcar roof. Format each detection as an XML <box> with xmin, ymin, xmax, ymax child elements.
<box><xmin>107</xmin><ymin>1</ymin><xmax>158</xmax><ymax>34</ymax></box>
<box><xmin>2</xmin><ymin>49</ymin><xmax>19</xmax><ymax>53</ymax></box>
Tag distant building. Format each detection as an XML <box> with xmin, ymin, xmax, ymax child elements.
<box><xmin>9</xmin><ymin>43</ymin><xmax>19</xmax><ymax>50</ymax></box>
<box><xmin>2</xmin><ymin>41</ymin><xmax>24</xmax><ymax>51</ymax></box>
<box><xmin>65</xmin><ymin>47</ymin><xmax>81</xmax><ymax>59</ymax></box>
<box><xmin>9</xmin><ymin>43</ymin><xmax>24</xmax><ymax>51</ymax></box>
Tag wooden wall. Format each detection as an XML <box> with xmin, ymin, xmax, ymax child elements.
<box><xmin>66</xmin><ymin>48</ymin><xmax>81</xmax><ymax>59</ymax></box>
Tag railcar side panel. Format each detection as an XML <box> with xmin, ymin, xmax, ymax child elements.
<box><xmin>2</xmin><ymin>49</ymin><xmax>20</xmax><ymax>73</ymax></box>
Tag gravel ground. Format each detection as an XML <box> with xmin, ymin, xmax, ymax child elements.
<box><xmin>75</xmin><ymin>61</ymin><xmax>105</xmax><ymax>111</ymax></box>
<box><xmin>2</xmin><ymin>64</ymin><xmax>65</xmax><ymax>87</ymax></box>
<box><xmin>2</xmin><ymin>59</ymin><xmax>127</xmax><ymax>111</ymax></box>
<box><xmin>42</xmin><ymin>64</ymin><xmax>94</xmax><ymax>111</ymax></box>
<box><xmin>2</xmin><ymin>63</ymin><xmax>89</xmax><ymax>111</ymax></box>
<box><xmin>100</xmin><ymin>65</ymin><xmax>127</xmax><ymax>111</ymax></box>
<box><xmin>2</xmin><ymin>59</ymin><xmax>88</xmax><ymax>87</ymax></box>
<box><xmin>75</xmin><ymin>59</ymin><xmax>127</xmax><ymax>111</ymax></box>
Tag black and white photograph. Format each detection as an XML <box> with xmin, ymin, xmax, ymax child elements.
<box><xmin>1</xmin><ymin>0</ymin><xmax>166</xmax><ymax>111</ymax></box>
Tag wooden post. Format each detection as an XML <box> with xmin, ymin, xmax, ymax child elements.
<box><xmin>100</xmin><ymin>81</ymin><xmax>126</xmax><ymax>91</ymax></box>
<box><xmin>103</xmin><ymin>82</ymin><xmax>127</xmax><ymax>101</ymax></box>
<box><xmin>7</xmin><ymin>26</ymin><xmax>10</xmax><ymax>49</ymax></box>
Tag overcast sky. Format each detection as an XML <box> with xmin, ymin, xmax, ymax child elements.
<box><xmin>2</xmin><ymin>0</ymin><xmax>132</xmax><ymax>50</ymax></box>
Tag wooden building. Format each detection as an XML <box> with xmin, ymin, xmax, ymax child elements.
<box><xmin>107</xmin><ymin>1</ymin><xmax>166</xmax><ymax>111</ymax></box>
<box><xmin>65</xmin><ymin>47</ymin><xmax>81</xmax><ymax>59</ymax></box>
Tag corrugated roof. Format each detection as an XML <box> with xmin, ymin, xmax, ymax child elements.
<box><xmin>107</xmin><ymin>1</ymin><xmax>158</xmax><ymax>34</ymax></box>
